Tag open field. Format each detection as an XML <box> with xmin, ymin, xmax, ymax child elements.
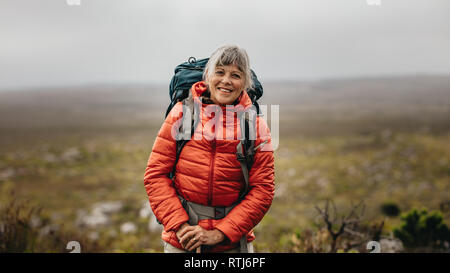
<box><xmin>1</xmin><ymin>75</ymin><xmax>449</xmax><ymax>252</ymax></box>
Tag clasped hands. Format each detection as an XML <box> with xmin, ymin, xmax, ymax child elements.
<box><xmin>176</xmin><ymin>222</ymin><xmax>225</xmax><ymax>251</ymax></box>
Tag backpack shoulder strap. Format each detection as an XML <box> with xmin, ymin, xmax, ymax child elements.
<box><xmin>169</xmin><ymin>93</ymin><xmax>200</xmax><ymax>179</ymax></box>
<box><xmin>236</xmin><ymin>113</ymin><xmax>256</xmax><ymax>200</ymax></box>
<box><xmin>235</xmin><ymin>114</ymin><xmax>258</xmax><ymax>253</ymax></box>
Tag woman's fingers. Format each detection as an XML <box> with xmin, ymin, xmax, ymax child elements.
<box><xmin>179</xmin><ymin>230</ymin><xmax>196</xmax><ymax>246</ymax></box>
<box><xmin>186</xmin><ymin>239</ymin><xmax>203</xmax><ymax>252</ymax></box>
<box><xmin>184</xmin><ymin>235</ymin><xmax>197</xmax><ymax>250</ymax></box>
<box><xmin>177</xmin><ymin>225</ymin><xmax>194</xmax><ymax>239</ymax></box>
<box><xmin>179</xmin><ymin>226</ymin><xmax>206</xmax><ymax>250</ymax></box>
<box><xmin>184</xmin><ymin>231</ymin><xmax>204</xmax><ymax>250</ymax></box>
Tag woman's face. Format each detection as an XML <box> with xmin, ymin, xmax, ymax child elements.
<box><xmin>206</xmin><ymin>64</ymin><xmax>245</xmax><ymax>106</ymax></box>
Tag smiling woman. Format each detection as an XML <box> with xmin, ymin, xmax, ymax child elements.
<box><xmin>203</xmin><ymin>46</ymin><xmax>254</xmax><ymax>106</ymax></box>
<box><xmin>144</xmin><ymin>45</ymin><xmax>275</xmax><ymax>253</ymax></box>
<box><xmin>208</xmin><ymin>64</ymin><xmax>244</xmax><ymax>106</ymax></box>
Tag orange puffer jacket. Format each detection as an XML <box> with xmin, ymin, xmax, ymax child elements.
<box><xmin>144</xmin><ymin>81</ymin><xmax>275</xmax><ymax>252</ymax></box>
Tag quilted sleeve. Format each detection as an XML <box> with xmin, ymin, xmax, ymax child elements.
<box><xmin>215</xmin><ymin>116</ymin><xmax>275</xmax><ymax>243</ymax></box>
<box><xmin>143</xmin><ymin>103</ymin><xmax>189</xmax><ymax>233</ymax></box>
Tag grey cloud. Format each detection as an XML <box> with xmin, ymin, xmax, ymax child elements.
<box><xmin>0</xmin><ymin>0</ymin><xmax>449</xmax><ymax>90</ymax></box>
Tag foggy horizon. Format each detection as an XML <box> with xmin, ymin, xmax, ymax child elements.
<box><xmin>1</xmin><ymin>0</ymin><xmax>450</xmax><ymax>91</ymax></box>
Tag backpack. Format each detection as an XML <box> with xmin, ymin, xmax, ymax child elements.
<box><xmin>165</xmin><ymin>57</ymin><xmax>263</xmax><ymax>118</ymax></box>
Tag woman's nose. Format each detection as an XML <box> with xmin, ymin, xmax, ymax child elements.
<box><xmin>221</xmin><ymin>74</ymin><xmax>232</xmax><ymax>85</ymax></box>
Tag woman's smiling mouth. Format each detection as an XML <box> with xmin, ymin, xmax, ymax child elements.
<box><xmin>218</xmin><ymin>87</ymin><xmax>233</xmax><ymax>93</ymax></box>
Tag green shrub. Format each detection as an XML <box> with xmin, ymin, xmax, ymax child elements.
<box><xmin>393</xmin><ymin>208</ymin><xmax>450</xmax><ymax>250</ymax></box>
<box><xmin>0</xmin><ymin>197</ymin><xmax>103</xmax><ymax>253</ymax></box>
<box><xmin>380</xmin><ymin>202</ymin><xmax>400</xmax><ymax>217</ymax></box>
<box><xmin>0</xmin><ymin>199</ymin><xmax>41</xmax><ymax>252</ymax></box>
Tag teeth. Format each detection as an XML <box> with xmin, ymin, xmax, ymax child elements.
<box><xmin>219</xmin><ymin>87</ymin><xmax>232</xmax><ymax>93</ymax></box>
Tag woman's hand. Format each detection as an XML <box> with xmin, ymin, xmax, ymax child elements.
<box><xmin>176</xmin><ymin>223</ymin><xmax>225</xmax><ymax>251</ymax></box>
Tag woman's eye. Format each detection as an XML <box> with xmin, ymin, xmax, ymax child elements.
<box><xmin>215</xmin><ymin>70</ymin><xmax>224</xmax><ymax>75</ymax></box>
<box><xmin>233</xmin><ymin>74</ymin><xmax>241</xmax><ymax>78</ymax></box>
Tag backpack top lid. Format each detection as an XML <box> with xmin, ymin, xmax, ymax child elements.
<box><xmin>168</xmin><ymin>57</ymin><xmax>263</xmax><ymax>106</ymax></box>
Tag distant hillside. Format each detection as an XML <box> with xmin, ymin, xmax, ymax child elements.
<box><xmin>0</xmin><ymin>76</ymin><xmax>449</xmax><ymax>134</ymax></box>
<box><xmin>261</xmin><ymin>75</ymin><xmax>450</xmax><ymax>107</ymax></box>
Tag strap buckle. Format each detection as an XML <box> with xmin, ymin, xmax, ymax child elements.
<box><xmin>214</xmin><ymin>207</ymin><xmax>226</xmax><ymax>219</ymax></box>
<box><xmin>236</xmin><ymin>152</ymin><xmax>246</xmax><ymax>162</ymax></box>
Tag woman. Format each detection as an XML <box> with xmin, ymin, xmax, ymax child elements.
<box><xmin>143</xmin><ymin>45</ymin><xmax>275</xmax><ymax>253</ymax></box>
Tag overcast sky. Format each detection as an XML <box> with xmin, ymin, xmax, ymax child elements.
<box><xmin>1</xmin><ymin>0</ymin><xmax>450</xmax><ymax>90</ymax></box>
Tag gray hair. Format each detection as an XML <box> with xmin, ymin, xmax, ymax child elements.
<box><xmin>203</xmin><ymin>45</ymin><xmax>254</xmax><ymax>91</ymax></box>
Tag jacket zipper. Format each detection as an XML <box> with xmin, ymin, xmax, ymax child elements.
<box><xmin>208</xmin><ymin>139</ymin><xmax>216</xmax><ymax>230</ymax></box>
<box><xmin>208</xmin><ymin>139</ymin><xmax>216</xmax><ymax>206</ymax></box>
